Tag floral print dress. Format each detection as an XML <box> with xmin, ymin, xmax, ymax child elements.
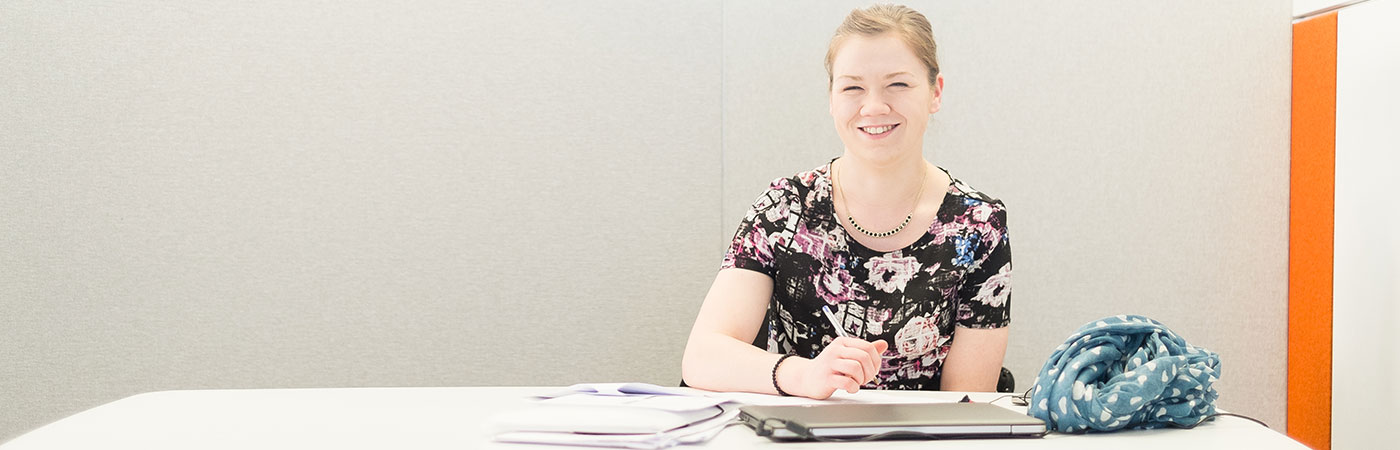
<box><xmin>722</xmin><ymin>160</ymin><xmax>1012</xmax><ymax>390</ymax></box>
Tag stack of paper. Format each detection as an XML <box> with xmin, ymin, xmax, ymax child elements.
<box><xmin>490</xmin><ymin>383</ymin><xmax>740</xmax><ymax>449</ymax></box>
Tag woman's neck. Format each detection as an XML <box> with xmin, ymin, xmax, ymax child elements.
<box><xmin>835</xmin><ymin>152</ymin><xmax>931</xmax><ymax>207</ymax></box>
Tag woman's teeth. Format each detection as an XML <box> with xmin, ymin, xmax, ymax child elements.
<box><xmin>861</xmin><ymin>125</ymin><xmax>894</xmax><ymax>135</ymax></box>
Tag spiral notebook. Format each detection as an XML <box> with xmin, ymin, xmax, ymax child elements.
<box><xmin>739</xmin><ymin>402</ymin><xmax>1047</xmax><ymax>440</ymax></box>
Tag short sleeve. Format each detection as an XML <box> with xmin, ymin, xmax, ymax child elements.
<box><xmin>721</xmin><ymin>179</ymin><xmax>795</xmax><ymax>278</ymax></box>
<box><xmin>955</xmin><ymin>205</ymin><xmax>1012</xmax><ymax>329</ymax></box>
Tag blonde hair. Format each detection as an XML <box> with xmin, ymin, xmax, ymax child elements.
<box><xmin>824</xmin><ymin>4</ymin><xmax>940</xmax><ymax>88</ymax></box>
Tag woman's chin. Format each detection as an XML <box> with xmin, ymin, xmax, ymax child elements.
<box><xmin>843</xmin><ymin>143</ymin><xmax>920</xmax><ymax>162</ymax></box>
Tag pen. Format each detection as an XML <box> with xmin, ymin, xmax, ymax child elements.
<box><xmin>823</xmin><ymin>305</ymin><xmax>895</xmax><ymax>361</ymax></box>
<box><xmin>821</xmin><ymin>305</ymin><xmax>851</xmax><ymax>338</ymax></box>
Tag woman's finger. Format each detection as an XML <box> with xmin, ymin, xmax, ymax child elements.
<box><xmin>865</xmin><ymin>341</ymin><xmax>886</xmax><ymax>372</ymax></box>
<box><xmin>828</xmin><ymin>373</ymin><xmax>861</xmax><ymax>394</ymax></box>
<box><xmin>833</xmin><ymin>346</ymin><xmax>876</xmax><ymax>382</ymax></box>
<box><xmin>827</xmin><ymin>358</ymin><xmax>867</xmax><ymax>385</ymax></box>
<box><xmin>833</xmin><ymin>337</ymin><xmax>880</xmax><ymax>364</ymax></box>
<box><xmin>837</xmin><ymin>336</ymin><xmax>879</xmax><ymax>359</ymax></box>
<box><xmin>834</xmin><ymin>336</ymin><xmax>877</xmax><ymax>354</ymax></box>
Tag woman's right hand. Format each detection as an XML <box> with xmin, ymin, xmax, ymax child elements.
<box><xmin>777</xmin><ymin>337</ymin><xmax>890</xmax><ymax>399</ymax></box>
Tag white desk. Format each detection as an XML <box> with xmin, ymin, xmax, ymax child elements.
<box><xmin>0</xmin><ymin>387</ymin><xmax>1308</xmax><ymax>449</ymax></box>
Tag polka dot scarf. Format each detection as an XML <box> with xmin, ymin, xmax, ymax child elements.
<box><xmin>1028</xmin><ymin>315</ymin><xmax>1221</xmax><ymax>432</ymax></box>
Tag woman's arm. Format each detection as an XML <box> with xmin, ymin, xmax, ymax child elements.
<box><xmin>681</xmin><ymin>268</ymin><xmax>887</xmax><ymax>399</ymax></box>
<box><xmin>680</xmin><ymin>268</ymin><xmax>774</xmax><ymax>393</ymax></box>
<box><xmin>939</xmin><ymin>326</ymin><xmax>1009</xmax><ymax>391</ymax></box>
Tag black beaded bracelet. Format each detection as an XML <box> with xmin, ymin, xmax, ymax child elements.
<box><xmin>772</xmin><ymin>354</ymin><xmax>797</xmax><ymax>396</ymax></box>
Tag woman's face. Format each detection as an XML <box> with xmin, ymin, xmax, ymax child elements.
<box><xmin>829</xmin><ymin>33</ymin><xmax>942</xmax><ymax>163</ymax></box>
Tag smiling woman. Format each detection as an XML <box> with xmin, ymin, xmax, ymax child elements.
<box><xmin>681</xmin><ymin>4</ymin><xmax>1011</xmax><ymax>400</ymax></box>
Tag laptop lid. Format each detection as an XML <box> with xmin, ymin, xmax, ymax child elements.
<box><xmin>739</xmin><ymin>403</ymin><xmax>1047</xmax><ymax>440</ymax></box>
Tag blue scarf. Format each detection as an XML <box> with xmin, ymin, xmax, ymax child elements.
<box><xmin>1028</xmin><ymin>315</ymin><xmax>1221</xmax><ymax>432</ymax></box>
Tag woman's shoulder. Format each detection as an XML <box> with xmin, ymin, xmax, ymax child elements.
<box><xmin>740</xmin><ymin>163</ymin><xmax>833</xmax><ymax>225</ymax></box>
<box><xmin>765</xmin><ymin>163</ymin><xmax>828</xmax><ymax>192</ymax></box>
<box><xmin>752</xmin><ymin>162</ymin><xmax>831</xmax><ymax>204</ymax></box>
<box><xmin>946</xmin><ymin>173</ymin><xmax>1007</xmax><ymax>210</ymax></box>
<box><xmin>944</xmin><ymin>172</ymin><xmax>1010</xmax><ymax>230</ymax></box>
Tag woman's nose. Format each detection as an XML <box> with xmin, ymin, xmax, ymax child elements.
<box><xmin>860</xmin><ymin>93</ymin><xmax>891</xmax><ymax>116</ymax></box>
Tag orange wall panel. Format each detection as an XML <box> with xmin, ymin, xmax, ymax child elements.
<box><xmin>1288</xmin><ymin>12</ymin><xmax>1335</xmax><ymax>450</ymax></box>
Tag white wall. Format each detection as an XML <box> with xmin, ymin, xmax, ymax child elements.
<box><xmin>1332</xmin><ymin>0</ymin><xmax>1400</xmax><ymax>447</ymax></box>
<box><xmin>0</xmin><ymin>0</ymin><xmax>1292</xmax><ymax>442</ymax></box>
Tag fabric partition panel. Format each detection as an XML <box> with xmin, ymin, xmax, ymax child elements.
<box><xmin>1288</xmin><ymin>11</ymin><xmax>1336</xmax><ymax>450</ymax></box>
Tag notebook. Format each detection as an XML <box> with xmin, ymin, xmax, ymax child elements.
<box><xmin>738</xmin><ymin>402</ymin><xmax>1047</xmax><ymax>440</ymax></box>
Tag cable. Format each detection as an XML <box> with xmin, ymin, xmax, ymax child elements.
<box><xmin>1047</xmin><ymin>412</ymin><xmax>1271</xmax><ymax>434</ymax></box>
<box><xmin>1167</xmin><ymin>412</ymin><xmax>1270</xmax><ymax>430</ymax></box>
<box><xmin>985</xmin><ymin>386</ymin><xmax>1035</xmax><ymax>406</ymax></box>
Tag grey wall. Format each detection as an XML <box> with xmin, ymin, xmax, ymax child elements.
<box><xmin>1</xmin><ymin>0</ymin><xmax>1291</xmax><ymax>442</ymax></box>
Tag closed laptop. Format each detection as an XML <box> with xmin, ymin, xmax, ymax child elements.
<box><xmin>739</xmin><ymin>402</ymin><xmax>1047</xmax><ymax>440</ymax></box>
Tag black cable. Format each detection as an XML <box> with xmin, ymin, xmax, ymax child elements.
<box><xmin>974</xmin><ymin>385</ymin><xmax>1037</xmax><ymax>406</ymax></box>
<box><xmin>1167</xmin><ymin>412</ymin><xmax>1270</xmax><ymax>429</ymax></box>
<box><xmin>1045</xmin><ymin>412</ymin><xmax>1271</xmax><ymax>434</ymax></box>
<box><xmin>749</xmin><ymin>417</ymin><xmax>790</xmax><ymax>437</ymax></box>
<box><xmin>984</xmin><ymin>394</ymin><xmax>1016</xmax><ymax>404</ymax></box>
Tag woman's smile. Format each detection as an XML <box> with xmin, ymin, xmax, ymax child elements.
<box><xmin>859</xmin><ymin>123</ymin><xmax>900</xmax><ymax>139</ymax></box>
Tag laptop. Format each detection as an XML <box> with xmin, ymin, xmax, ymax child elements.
<box><xmin>738</xmin><ymin>402</ymin><xmax>1047</xmax><ymax>440</ymax></box>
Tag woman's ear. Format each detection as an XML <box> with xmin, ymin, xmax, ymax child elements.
<box><xmin>929</xmin><ymin>74</ymin><xmax>945</xmax><ymax>114</ymax></box>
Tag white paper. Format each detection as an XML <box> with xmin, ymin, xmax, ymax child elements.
<box><xmin>493</xmin><ymin>404</ymin><xmax>741</xmax><ymax>450</ymax></box>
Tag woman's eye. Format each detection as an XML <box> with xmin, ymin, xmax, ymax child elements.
<box><xmin>842</xmin><ymin>86</ymin><xmax>864</xmax><ymax>92</ymax></box>
<box><xmin>890</xmin><ymin>82</ymin><xmax>910</xmax><ymax>88</ymax></box>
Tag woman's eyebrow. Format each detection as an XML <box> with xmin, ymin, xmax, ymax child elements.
<box><xmin>836</xmin><ymin>72</ymin><xmax>914</xmax><ymax>81</ymax></box>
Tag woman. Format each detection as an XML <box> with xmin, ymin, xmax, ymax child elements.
<box><xmin>681</xmin><ymin>4</ymin><xmax>1011</xmax><ymax>400</ymax></box>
